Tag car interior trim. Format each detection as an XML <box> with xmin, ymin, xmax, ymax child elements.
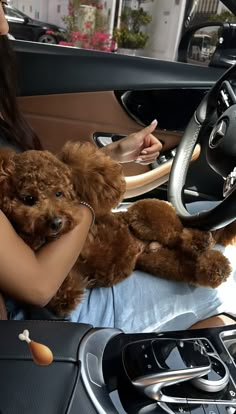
<box><xmin>13</xmin><ymin>40</ymin><xmax>224</xmax><ymax>96</ymax></box>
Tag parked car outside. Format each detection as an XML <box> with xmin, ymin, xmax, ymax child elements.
<box><xmin>5</xmin><ymin>4</ymin><xmax>66</xmax><ymax>44</ymax></box>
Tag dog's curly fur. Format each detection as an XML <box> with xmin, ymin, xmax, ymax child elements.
<box><xmin>0</xmin><ymin>143</ymin><xmax>233</xmax><ymax>316</ymax></box>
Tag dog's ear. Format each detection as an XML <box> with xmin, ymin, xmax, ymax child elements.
<box><xmin>58</xmin><ymin>141</ymin><xmax>126</xmax><ymax>216</ymax></box>
<box><xmin>0</xmin><ymin>148</ymin><xmax>15</xmax><ymax>182</ymax></box>
<box><xmin>0</xmin><ymin>148</ymin><xmax>16</xmax><ymax>212</ymax></box>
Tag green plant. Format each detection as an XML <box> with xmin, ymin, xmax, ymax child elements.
<box><xmin>208</xmin><ymin>10</ymin><xmax>235</xmax><ymax>23</ymax></box>
<box><xmin>113</xmin><ymin>6</ymin><xmax>151</xmax><ymax>49</ymax></box>
<box><xmin>113</xmin><ymin>27</ymin><xmax>149</xmax><ymax>49</ymax></box>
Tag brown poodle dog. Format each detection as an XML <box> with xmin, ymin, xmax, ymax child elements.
<box><xmin>0</xmin><ymin>142</ymin><xmax>232</xmax><ymax>316</ymax></box>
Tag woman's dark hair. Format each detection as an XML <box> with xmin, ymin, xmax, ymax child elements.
<box><xmin>0</xmin><ymin>35</ymin><xmax>42</xmax><ymax>150</ymax></box>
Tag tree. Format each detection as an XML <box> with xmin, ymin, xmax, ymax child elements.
<box><xmin>113</xmin><ymin>6</ymin><xmax>152</xmax><ymax>49</ymax></box>
<box><xmin>208</xmin><ymin>10</ymin><xmax>235</xmax><ymax>23</ymax></box>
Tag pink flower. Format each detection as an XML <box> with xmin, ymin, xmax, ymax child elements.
<box><xmin>85</xmin><ymin>21</ymin><xmax>92</xmax><ymax>29</ymax></box>
<box><xmin>68</xmin><ymin>5</ymin><xmax>73</xmax><ymax>15</ymax></box>
<box><xmin>62</xmin><ymin>28</ymin><xmax>115</xmax><ymax>52</ymax></box>
<box><xmin>71</xmin><ymin>31</ymin><xmax>84</xmax><ymax>42</ymax></box>
<box><xmin>59</xmin><ymin>41</ymin><xmax>73</xmax><ymax>46</ymax></box>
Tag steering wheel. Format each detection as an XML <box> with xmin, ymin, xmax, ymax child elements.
<box><xmin>168</xmin><ymin>63</ymin><xmax>236</xmax><ymax>231</ymax></box>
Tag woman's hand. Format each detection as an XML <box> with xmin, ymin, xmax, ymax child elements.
<box><xmin>102</xmin><ymin>120</ymin><xmax>162</xmax><ymax>165</ymax></box>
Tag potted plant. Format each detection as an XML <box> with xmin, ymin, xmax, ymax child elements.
<box><xmin>113</xmin><ymin>6</ymin><xmax>152</xmax><ymax>55</ymax></box>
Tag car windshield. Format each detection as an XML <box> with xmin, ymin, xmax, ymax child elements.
<box><xmin>5</xmin><ymin>5</ymin><xmax>29</xmax><ymax>19</ymax></box>
<box><xmin>7</xmin><ymin>0</ymin><xmax>235</xmax><ymax>59</ymax></box>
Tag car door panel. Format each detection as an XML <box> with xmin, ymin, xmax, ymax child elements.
<box><xmin>116</xmin><ymin>88</ymin><xmax>208</xmax><ymax>131</ymax></box>
<box><xmin>17</xmin><ymin>91</ymin><xmax>182</xmax><ymax>179</ymax></box>
<box><xmin>14</xmin><ymin>40</ymin><xmax>226</xmax><ymax>201</ymax></box>
<box><xmin>14</xmin><ymin>41</ymin><xmax>224</xmax><ymax>96</ymax></box>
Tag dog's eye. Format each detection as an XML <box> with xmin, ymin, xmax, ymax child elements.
<box><xmin>21</xmin><ymin>195</ymin><xmax>37</xmax><ymax>206</ymax></box>
<box><xmin>55</xmin><ymin>191</ymin><xmax>64</xmax><ymax>198</ymax></box>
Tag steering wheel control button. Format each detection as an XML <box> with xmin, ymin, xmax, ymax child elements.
<box><xmin>191</xmin><ymin>355</ymin><xmax>230</xmax><ymax>393</ymax></box>
<box><xmin>209</xmin><ymin>120</ymin><xmax>227</xmax><ymax>149</ymax></box>
<box><xmin>223</xmin><ymin>167</ymin><xmax>236</xmax><ymax>197</ymax></box>
<box><xmin>207</xmin><ymin>103</ymin><xmax>236</xmax><ymax>180</ymax></box>
<box><xmin>217</xmin><ymin>81</ymin><xmax>236</xmax><ymax>116</ymax></box>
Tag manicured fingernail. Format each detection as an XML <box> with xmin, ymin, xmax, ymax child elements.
<box><xmin>135</xmin><ymin>157</ymin><xmax>143</xmax><ymax>163</ymax></box>
<box><xmin>141</xmin><ymin>150</ymin><xmax>148</xmax><ymax>155</ymax></box>
<box><xmin>151</xmin><ymin>119</ymin><xmax>157</xmax><ymax>125</ymax></box>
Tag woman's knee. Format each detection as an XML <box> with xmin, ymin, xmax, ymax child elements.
<box><xmin>189</xmin><ymin>314</ymin><xmax>236</xmax><ymax>330</ymax></box>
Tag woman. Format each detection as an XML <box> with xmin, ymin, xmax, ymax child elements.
<box><xmin>0</xmin><ymin>0</ymin><xmax>235</xmax><ymax>331</ymax></box>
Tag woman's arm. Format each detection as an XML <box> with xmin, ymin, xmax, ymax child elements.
<box><xmin>0</xmin><ymin>205</ymin><xmax>92</xmax><ymax>307</ymax></box>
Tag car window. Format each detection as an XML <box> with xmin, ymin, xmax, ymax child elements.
<box><xmin>5</xmin><ymin>5</ymin><xmax>26</xmax><ymax>19</ymax></box>
<box><xmin>9</xmin><ymin>0</ymin><xmax>235</xmax><ymax>67</ymax></box>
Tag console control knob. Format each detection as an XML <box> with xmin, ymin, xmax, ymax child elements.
<box><xmin>191</xmin><ymin>354</ymin><xmax>229</xmax><ymax>392</ymax></box>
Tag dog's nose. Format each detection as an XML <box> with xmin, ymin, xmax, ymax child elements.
<box><xmin>48</xmin><ymin>217</ymin><xmax>63</xmax><ymax>231</ymax></box>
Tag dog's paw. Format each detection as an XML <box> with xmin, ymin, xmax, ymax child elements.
<box><xmin>127</xmin><ymin>199</ymin><xmax>182</xmax><ymax>246</ymax></box>
<box><xmin>195</xmin><ymin>250</ymin><xmax>231</xmax><ymax>288</ymax></box>
<box><xmin>180</xmin><ymin>228</ymin><xmax>214</xmax><ymax>257</ymax></box>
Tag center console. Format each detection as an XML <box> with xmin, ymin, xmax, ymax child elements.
<box><xmin>79</xmin><ymin>324</ymin><xmax>236</xmax><ymax>414</ymax></box>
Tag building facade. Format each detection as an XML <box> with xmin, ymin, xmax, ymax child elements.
<box><xmin>122</xmin><ymin>0</ymin><xmax>229</xmax><ymax>59</ymax></box>
<box><xmin>10</xmin><ymin>0</ymin><xmax>68</xmax><ymax>26</ymax></box>
<box><xmin>140</xmin><ymin>0</ymin><xmax>188</xmax><ymax>60</ymax></box>
<box><xmin>185</xmin><ymin>0</ymin><xmax>230</xmax><ymax>26</ymax></box>
<box><xmin>10</xmin><ymin>0</ymin><xmax>116</xmax><ymax>32</ymax></box>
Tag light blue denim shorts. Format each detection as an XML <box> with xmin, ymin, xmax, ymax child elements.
<box><xmin>8</xmin><ymin>200</ymin><xmax>236</xmax><ymax>333</ymax></box>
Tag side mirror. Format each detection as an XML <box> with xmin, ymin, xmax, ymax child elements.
<box><xmin>178</xmin><ymin>22</ymin><xmax>236</xmax><ymax>68</ymax></box>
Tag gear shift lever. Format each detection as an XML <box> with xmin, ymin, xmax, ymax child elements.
<box><xmin>122</xmin><ymin>338</ymin><xmax>211</xmax><ymax>400</ymax></box>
